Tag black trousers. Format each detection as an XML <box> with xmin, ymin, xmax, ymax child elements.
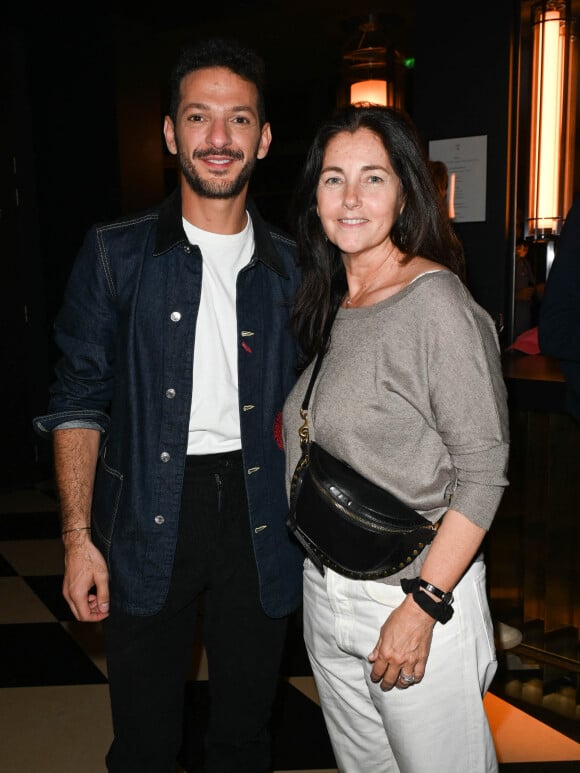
<box><xmin>104</xmin><ymin>451</ymin><xmax>288</xmax><ymax>773</ymax></box>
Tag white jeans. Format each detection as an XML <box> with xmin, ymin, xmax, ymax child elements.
<box><xmin>303</xmin><ymin>559</ymin><xmax>498</xmax><ymax>773</ymax></box>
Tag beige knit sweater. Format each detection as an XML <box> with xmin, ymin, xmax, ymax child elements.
<box><xmin>283</xmin><ymin>270</ymin><xmax>510</xmax><ymax>583</ymax></box>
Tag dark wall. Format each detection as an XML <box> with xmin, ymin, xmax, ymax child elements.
<box><xmin>1</xmin><ymin>29</ymin><xmax>47</xmax><ymax>486</ymax></box>
<box><xmin>412</xmin><ymin>0</ymin><xmax>518</xmax><ymax>343</ymax></box>
<box><xmin>1</xmin><ymin>12</ymin><xmax>121</xmax><ymax>486</ymax></box>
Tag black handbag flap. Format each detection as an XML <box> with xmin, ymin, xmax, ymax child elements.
<box><xmin>308</xmin><ymin>442</ymin><xmax>434</xmax><ymax>533</ymax></box>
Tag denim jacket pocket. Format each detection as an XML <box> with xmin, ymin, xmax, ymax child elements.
<box><xmin>91</xmin><ymin>447</ymin><xmax>123</xmax><ymax>553</ymax></box>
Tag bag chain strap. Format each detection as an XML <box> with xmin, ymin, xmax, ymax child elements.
<box><xmin>298</xmin><ymin>311</ymin><xmax>337</xmax><ymax>451</ymax></box>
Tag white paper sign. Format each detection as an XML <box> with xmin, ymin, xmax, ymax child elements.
<box><xmin>429</xmin><ymin>135</ymin><xmax>487</xmax><ymax>223</ymax></box>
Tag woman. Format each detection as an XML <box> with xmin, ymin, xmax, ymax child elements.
<box><xmin>283</xmin><ymin>105</ymin><xmax>509</xmax><ymax>772</ymax></box>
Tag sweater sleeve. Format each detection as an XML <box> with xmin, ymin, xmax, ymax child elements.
<box><xmin>425</xmin><ymin>277</ymin><xmax>510</xmax><ymax>529</ymax></box>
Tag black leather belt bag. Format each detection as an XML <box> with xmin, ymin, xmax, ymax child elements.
<box><xmin>287</xmin><ymin>439</ymin><xmax>439</xmax><ymax>580</ymax></box>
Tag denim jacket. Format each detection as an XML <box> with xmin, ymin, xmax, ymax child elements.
<box><xmin>34</xmin><ymin>189</ymin><xmax>304</xmax><ymax>617</ymax></box>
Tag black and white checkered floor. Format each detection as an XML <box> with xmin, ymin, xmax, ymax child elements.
<box><xmin>1</xmin><ymin>485</ymin><xmax>580</xmax><ymax>772</ymax></box>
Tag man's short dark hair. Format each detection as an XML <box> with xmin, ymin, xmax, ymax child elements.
<box><xmin>168</xmin><ymin>37</ymin><xmax>266</xmax><ymax>125</ymax></box>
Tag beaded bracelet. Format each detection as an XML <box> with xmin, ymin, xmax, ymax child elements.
<box><xmin>61</xmin><ymin>526</ymin><xmax>91</xmax><ymax>536</ymax></box>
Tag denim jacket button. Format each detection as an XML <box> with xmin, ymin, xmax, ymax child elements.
<box><xmin>165</xmin><ymin>388</ymin><xmax>176</xmax><ymax>398</ymax></box>
<box><xmin>154</xmin><ymin>515</ymin><xmax>165</xmax><ymax>525</ymax></box>
<box><xmin>160</xmin><ymin>451</ymin><xmax>170</xmax><ymax>462</ymax></box>
<box><xmin>170</xmin><ymin>311</ymin><xmax>181</xmax><ymax>322</ymax></box>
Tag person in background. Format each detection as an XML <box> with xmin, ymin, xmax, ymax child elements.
<box><xmin>428</xmin><ymin>158</ymin><xmax>449</xmax><ymax>203</ymax></box>
<box><xmin>429</xmin><ymin>157</ymin><xmax>458</xmax><ymax>236</ymax></box>
<box><xmin>514</xmin><ymin>237</ymin><xmax>543</xmax><ymax>338</ymax></box>
<box><xmin>283</xmin><ymin>105</ymin><xmax>509</xmax><ymax>772</ymax></box>
<box><xmin>33</xmin><ymin>37</ymin><xmax>304</xmax><ymax>773</ymax></box>
<box><xmin>539</xmin><ymin>196</ymin><xmax>580</xmax><ymax>422</ymax></box>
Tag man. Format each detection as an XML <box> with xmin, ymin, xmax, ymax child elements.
<box><xmin>539</xmin><ymin>195</ymin><xmax>580</xmax><ymax>422</ymax></box>
<box><xmin>33</xmin><ymin>37</ymin><xmax>304</xmax><ymax>772</ymax></box>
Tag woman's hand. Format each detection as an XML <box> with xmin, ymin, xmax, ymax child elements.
<box><xmin>367</xmin><ymin>593</ymin><xmax>436</xmax><ymax>690</ymax></box>
<box><xmin>367</xmin><ymin>511</ymin><xmax>489</xmax><ymax>690</ymax></box>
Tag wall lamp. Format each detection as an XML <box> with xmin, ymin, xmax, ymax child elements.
<box><xmin>339</xmin><ymin>13</ymin><xmax>412</xmax><ymax>108</ymax></box>
<box><xmin>527</xmin><ymin>0</ymin><xmax>577</xmax><ymax>244</ymax></box>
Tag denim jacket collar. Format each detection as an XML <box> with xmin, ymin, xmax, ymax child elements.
<box><xmin>154</xmin><ymin>188</ymin><xmax>289</xmax><ymax>279</ymax></box>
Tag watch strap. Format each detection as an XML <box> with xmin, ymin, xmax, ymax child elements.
<box><xmin>419</xmin><ymin>578</ymin><xmax>454</xmax><ymax>605</ymax></box>
<box><xmin>400</xmin><ymin>577</ymin><xmax>454</xmax><ymax>624</ymax></box>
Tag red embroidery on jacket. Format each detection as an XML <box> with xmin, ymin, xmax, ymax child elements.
<box><xmin>241</xmin><ymin>341</ymin><xmax>252</xmax><ymax>353</ymax></box>
<box><xmin>273</xmin><ymin>410</ymin><xmax>284</xmax><ymax>450</ymax></box>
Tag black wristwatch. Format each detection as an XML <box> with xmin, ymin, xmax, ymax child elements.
<box><xmin>400</xmin><ymin>577</ymin><xmax>454</xmax><ymax>624</ymax></box>
<box><xmin>418</xmin><ymin>578</ymin><xmax>454</xmax><ymax>605</ymax></box>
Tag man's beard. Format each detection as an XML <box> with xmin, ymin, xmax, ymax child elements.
<box><xmin>178</xmin><ymin>145</ymin><xmax>258</xmax><ymax>199</ymax></box>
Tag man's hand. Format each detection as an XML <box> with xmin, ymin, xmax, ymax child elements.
<box><xmin>62</xmin><ymin>530</ymin><xmax>110</xmax><ymax>621</ymax></box>
<box><xmin>53</xmin><ymin>428</ymin><xmax>108</xmax><ymax>621</ymax></box>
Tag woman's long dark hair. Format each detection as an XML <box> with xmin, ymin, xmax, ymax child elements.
<box><xmin>289</xmin><ymin>105</ymin><xmax>465</xmax><ymax>368</ymax></box>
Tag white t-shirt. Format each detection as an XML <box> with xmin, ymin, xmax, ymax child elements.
<box><xmin>182</xmin><ymin>214</ymin><xmax>254</xmax><ymax>454</ymax></box>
